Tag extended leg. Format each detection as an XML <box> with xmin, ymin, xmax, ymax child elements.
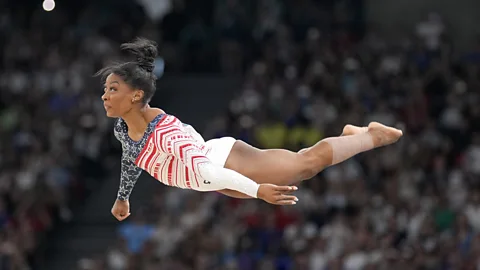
<box><xmin>298</xmin><ymin>124</ymin><xmax>368</xmax><ymax>154</ymax></box>
<box><xmin>218</xmin><ymin>124</ymin><xmax>368</xmax><ymax>199</ymax></box>
<box><xmin>225</xmin><ymin>122</ymin><xmax>402</xmax><ymax>187</ymax></box>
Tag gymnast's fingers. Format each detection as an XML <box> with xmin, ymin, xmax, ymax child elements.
<box><xmin>115</xmin><ymin>212</ymin><xmax>131</xmax><ymax>221</ymax></box>
<box><xmin>275</xmin><ymin>199</ymin><xmax>297</xmax><ymax>206</ymax></box>
<box><xmin>274</xmin><ymin>186</ymin><xmax>298</xmax><ymax>192</ymax></box>
<box><xmin>276</xmin><ymin>194</ymin><xmax>298</xmax><ymax>202</ymax></box>
<box><xmin>282</xmin><ymin>188</ymin><xmax>298</xmax><ymax>194</ymax></box>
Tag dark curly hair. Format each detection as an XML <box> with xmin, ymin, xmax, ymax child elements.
<box><xmin>96</xmin><ymin>37</ymin><xmax>158</xmax><ymax>104</ymax></box>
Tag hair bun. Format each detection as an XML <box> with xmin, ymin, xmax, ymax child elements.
<box><xmin>120</xmin><ymin>37</ymin><xmax>158</xmax><ymax>73</ymax></box>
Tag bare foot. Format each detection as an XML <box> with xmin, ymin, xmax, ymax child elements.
<box><xmin>367</xmin><ymin>122</ymin><xmax>403</xmax><ymax>147</ymax></box>
<box><xmin>342</xmin><ymin>124</ymin><xmax>368</xmax><ymax>136</ymax></box>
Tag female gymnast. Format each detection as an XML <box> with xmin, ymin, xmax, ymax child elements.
<box><xmin>99</xmin><ymin>38</ymin><xmax>403</xmax><ymax>221</ymax></box>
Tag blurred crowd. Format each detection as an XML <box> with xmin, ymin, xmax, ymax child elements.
<box><xmin>0</xmin><ymin>3</ymin><xmax>129</xmax><ymax>268</ymax></box>
<box><xmin>96</xmin><ymin>1</ymin><xmax>480</xmax><ymax>270</ymax></box>
<box><xmin>2</xmin><ymin>0</ymin><xmax>480</xmax><ymax>269</ymax></box>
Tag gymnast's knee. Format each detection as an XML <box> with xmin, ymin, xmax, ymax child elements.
<box><xmin>296</xmin><ymin>147</ymin><xmax>330</xmax><ymax>180</ymax></box>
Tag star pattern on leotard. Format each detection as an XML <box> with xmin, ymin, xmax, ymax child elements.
<box><xmin>114</xmin><ymin>114</ymin><xmax>165</xmax><ymax>201</ymax></box>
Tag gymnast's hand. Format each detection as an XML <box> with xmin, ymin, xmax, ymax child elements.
<box><xmin>112</xmin><ymin>199</ymin><xmax>131</xmax><ymax>221</ymax></box>
<box><xmin>257</xmin><ymin>184</ymin><xmax>298</xmax><ymax>205</ymax></box>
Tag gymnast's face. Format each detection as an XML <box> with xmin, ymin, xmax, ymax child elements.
<box><xmin>101</xmin><ymin>73</ymin><xmax>144</xmax><ymax>118</ymax></box>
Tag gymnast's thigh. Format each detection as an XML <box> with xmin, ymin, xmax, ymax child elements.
<box><xmin>224</xmin><ymin>140</ymin><xmax>306</xmax><ymax>186</ymax></box>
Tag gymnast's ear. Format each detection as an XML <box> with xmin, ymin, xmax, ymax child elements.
<box><xmin>132</xmin><ymin>89</ymin><xmax>145</xmax><ymax>103</ymax></box>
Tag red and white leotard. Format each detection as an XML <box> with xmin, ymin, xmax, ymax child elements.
<box><xmin>114</xmin><ymin>114</ymin><xmax>259</xmax><ymax>201</ymax></box>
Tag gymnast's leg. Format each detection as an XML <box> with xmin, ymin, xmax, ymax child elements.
<box><xmin>224</xmin><ymin>122</ymin><xmax>402</xmax><ymax>189</ymax></box>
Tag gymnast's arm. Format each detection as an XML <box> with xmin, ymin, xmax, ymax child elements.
<box><xmin>110</xmin><ymin>152</ymin><xmax>142</xmax><ymax>221</ymax></box>
<box><xmin>117</xmin><ymin>152</ymin><xmax>143</xmax><ymax>201</ymax></box>
<box><xmin>217</xmin><ymin>189</ymin><xmax>253</xmax><ymax>199</ymax></box>
<box><xmin>113</xmin><ymin>120</ymin><xmax>143</xmax><ymax>201</ymax></box>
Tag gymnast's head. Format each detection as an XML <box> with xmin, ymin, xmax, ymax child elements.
<box><xmin>98</xmin><ymin>37</ymin><xmax>158</xmax><ymax>118</ymax></box>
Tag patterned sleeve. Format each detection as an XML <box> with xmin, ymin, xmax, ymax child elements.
<box><xmin>114</xmin><ymin>120</ymin><xmax>143</xmax><ymax>201</ymax></box>
<box><xmin>117</xmin><ymin>152</ymin><xmax>143</xmax><ymax>201</ymax></box>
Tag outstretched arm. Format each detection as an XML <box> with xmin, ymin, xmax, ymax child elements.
<box><xmin>217</xmin><ymin>189</ymin><xmax>253</xmax><ymax>199</ymax></box>
<box><xmin>113</xmin><ymin>120</ymin><xmax>143</xmax><ymax>201</ymax></box>
<box><xmin>117</xmin><ymin>152</ymin><xmax>143</xmax><ymax>201</ymax></box>
<box><xmin>111</xmin><ymin>152</ymin><xmax>143</xmax><ymax>221</ymax></box>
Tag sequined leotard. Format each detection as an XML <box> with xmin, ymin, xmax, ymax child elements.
<box><xmin>114</xmin><ymin>114</ymin><xmax>260</xmax><ymax>200</ymax></box>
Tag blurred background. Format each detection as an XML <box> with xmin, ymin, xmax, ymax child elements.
<box><xmin>2</xmin><ymin>0</ymin><xmax>480</xmax><ymax>269</ymax></box>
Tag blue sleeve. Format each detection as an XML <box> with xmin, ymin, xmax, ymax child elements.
<box><xmin>114</xmin><ymin>119</ymin><xmax>142</xmax><ymax>201</ymax></box>
<box><xmin>117</xmin><ymin>152</ymin><xmax>143</xmax><ymax>201</ymax></box>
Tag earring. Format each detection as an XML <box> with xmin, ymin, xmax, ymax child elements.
<box><xmin>131</xmin><ymin>98</ymin><xmax>135</xmax><ymax>103</ymax></box>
